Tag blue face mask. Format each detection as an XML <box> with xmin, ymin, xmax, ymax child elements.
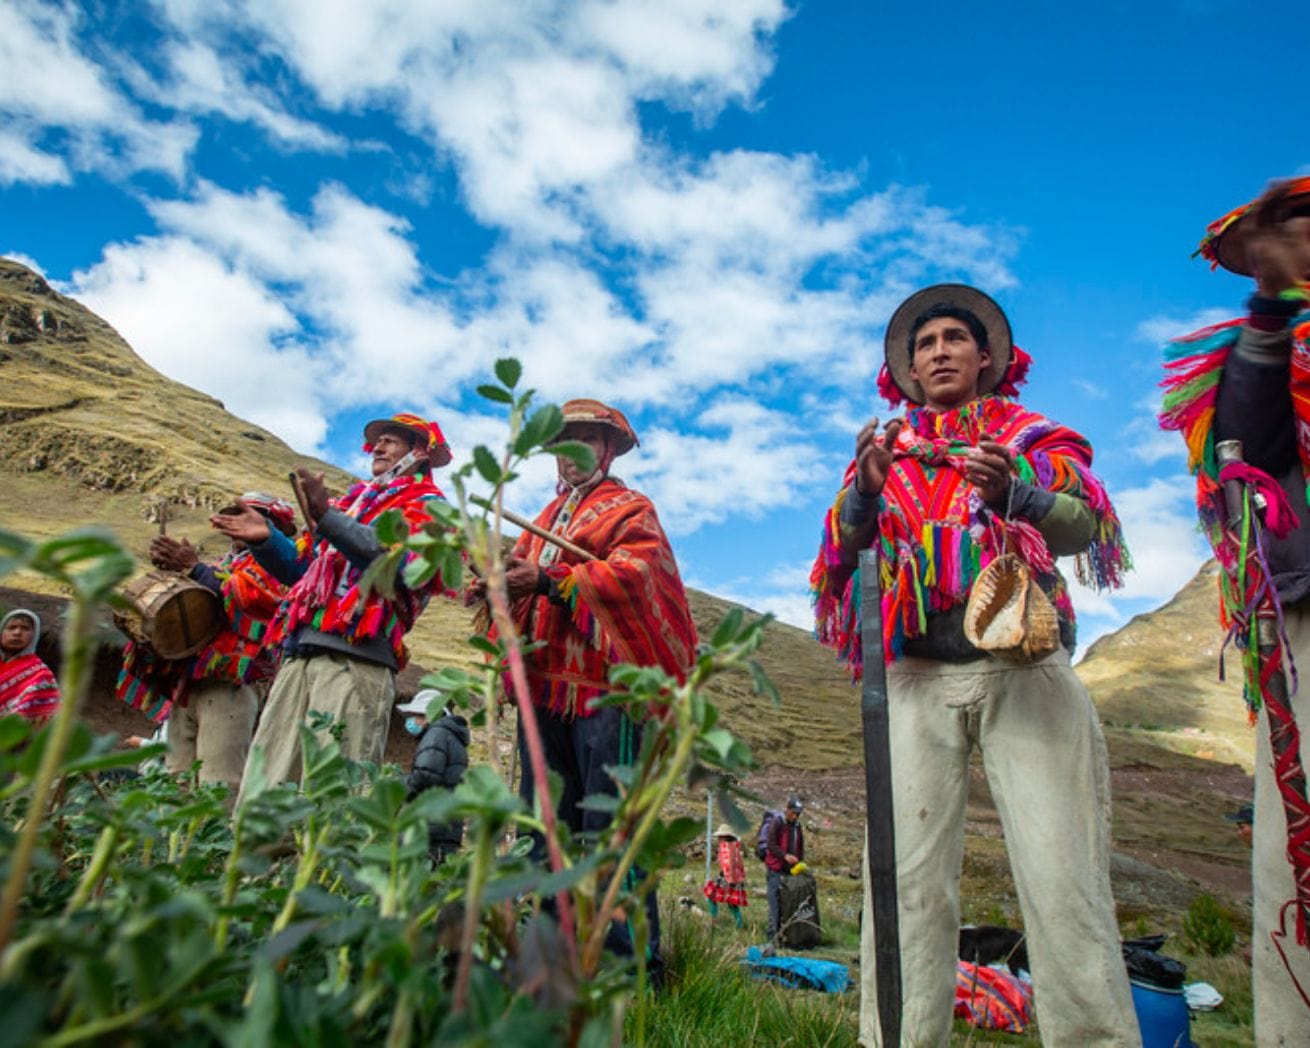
<box><xmin>403</xmin><ymin>716</ymin><xmax>425</xmax><ymax>737</ymax></box>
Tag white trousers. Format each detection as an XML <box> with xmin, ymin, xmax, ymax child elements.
<box><xmin>1254</xmin><ymin>605</ymin><xmax>1310</xmax><ymax>1046</ymax></box>
<box><xmin>859</xmin><ymin>650</ymin><xmax>1140</xmax><ymax>1047</ymax></box>
<box><xmin>236</xmin><ymin>653</ymin><xmax>394</xmax><ymax>805</ymax></box>
<box><xmin>166</xmin><ymin>679</ymin><xmax>259</xmax><ymax>792</ymax></box>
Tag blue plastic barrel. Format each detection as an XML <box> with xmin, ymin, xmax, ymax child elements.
<box><xmin>1130</xmin><ymin>979</ymin><xmax>1195</xmax><ymax>1048</ymax></box>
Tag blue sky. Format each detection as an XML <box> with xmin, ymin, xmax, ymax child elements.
<box><xmin>1</xmin><ymin>0</ymin><xmax>1303</xmax><ymax>645</ymax></box>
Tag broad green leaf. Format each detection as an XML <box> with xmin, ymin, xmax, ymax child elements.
<box><xmin>543</xmin><ymin>440</ymin><xmax>595</xmax><ymax>472</ymax></box>
<box><xmin>710</xmin><ymin>607</ymin><xmax>745</xmax><ymax>647</ymax></box>
<box><xmin>472</xmin><ymin>446</ymin><xmax>502</xmax><ymax>484</ymax></box>
<box><xmin>494</xmin><ymin>358</ymin><xmax>522</xmax><ymax>389</ymax></box>
<box><xmin>476</xmin><ymin>383</ymin><xmax>514</xmax><ymax>404</ymax></box>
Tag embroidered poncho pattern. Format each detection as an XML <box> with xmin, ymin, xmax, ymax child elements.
<box><xmin>810</xmin><ymin>396</ymin><xmax>1130</xmax><ymax>678</ymax></box>
<box><xmin>0</xmin><ymin>654</ymin><xmax>59</xmax><ymax>722</ymax></box>
<box><xmin>503</xmin><ymin>478</ymin><xmax>698</xmax><ymax>717</ymax></box>
<box><xmin>266</xmin><ymin>474</ymin><xmax>447</xmax><ymax>668</ymax></box>
<box><xmin>116</xmin><ymin>550</ymin><xmax>289</xmax><ymax>722</ymax></box>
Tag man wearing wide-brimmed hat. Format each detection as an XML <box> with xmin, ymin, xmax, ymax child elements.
<box><xmin>116</xmin><ymin>492</ymin><xmax>295</xmax><ymax>793</ymax></box>
<box><xmin>1160</xmin><ymin>177</ymin><xmax>1310</xmax><ymax>1043</ymax></box>
<box><xmin>811</xmin><ymin>285</ymin><xmax>1138</xmax><ymax>1045</ymax></box>
<box><xmin>478</xmin><ymin>398</ymin><xmax>698</xmax><ymax>971</ymax></box>
<box><xmin>213</xmin><ymin>413</ymin><xmax>454</xmax><ymax>801</ymax></box>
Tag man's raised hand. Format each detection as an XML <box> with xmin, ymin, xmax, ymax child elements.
<box><xmin>209</xmin><ymin>501</ymin><xmax>270</xmax><ymax>544</ymax></box>
<box><xmin>855</xmin><ymin>418</ymin><xmax>903</xmax><ymax>497</ymax></box>
<box><xmin>148</xmin><ymin>535</ymin><xmax>199</xmax><ymax>573</ymax></box>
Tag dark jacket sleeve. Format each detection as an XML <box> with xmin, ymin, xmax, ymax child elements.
<box><xmin>316</xmin><ymin>508</ymin><xmax>384</xmax><ymax>573</ymax></box>
<box><xmin>766</xmin><ymin>817</ymin><xmax>788</xmax><ymax>863</ymax></box>
<box><xmin>188</xmin><ymin>562</ymin><xmax>224</xmax><ymax>595</ymax></box>
<box><xmin>249</xmin><ymin>526</ymin><xmax>306</xmax><ymax>586</ymax></box>
<box><xmin>1214</xmin><ymin>322</ymin><xmax>1299</xmax><ymax>476</ymax></box>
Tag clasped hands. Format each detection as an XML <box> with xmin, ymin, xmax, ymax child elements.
<box><xmin>854</xmin><ymin>418</ymin><xmax>1014</xmax><ymax>505</ymax></box>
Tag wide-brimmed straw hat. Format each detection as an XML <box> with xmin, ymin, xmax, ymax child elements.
<box><xmin>363</xmin><ymin>412</ymin><xmax>453</xmax><ymax>468</ymax></box>
<box><xmin>560</xmin><ymin>398</ymin><xmax>639</xmax><ymax>456</ymax></box>
<box><xmin>1197</xmin><ymin>176</ymin><xmax>1310</xmax><ymax>276</ymax></box>
<box><xmin>883</xmin><ymin>284</ymin><xmax>1013</xmax><ymax>405</ymax></box>
<box><xmin>713</xmin><ymin>823</ymin><xmax>739</xmax><ymax>840</ymax></box>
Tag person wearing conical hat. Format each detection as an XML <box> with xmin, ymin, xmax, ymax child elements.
<box><xmin>213</xmin><ymin>413</ymin><xmax>455</xmax><ymax>801</ymax></box>
<box><xmin>704</xmin><ymin>824</ymin><xmax>748</xmax><ymax>929</ymax></box>
<box><xmin>811</xmin><ymin>286</ymin><xmax>1138</xmax><ymax>1046</ymax></box>
<box><xmin>475</xmin><ymin>398</ymin><xmax>698</xmax><ymax>974</ymax></box>
<box><xmin>0</xmin><ymin>609</ymin><xmax>59</xmax><ymax>723</ymax></box>
<box><xmin>116</xmin><ymin>492</ymin><xmax>295</xmax><ymax>794</ymax></box>
<box><xmin>1160</xmin><ymin>177</ymin><xmax>1310</xmax><ymax>1043</ymax></box>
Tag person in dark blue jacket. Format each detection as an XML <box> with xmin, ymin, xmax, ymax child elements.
<box><xmin>399</xmin><ymin>688</ymin><xmax>470</xmax><ymax>864</ymax></box>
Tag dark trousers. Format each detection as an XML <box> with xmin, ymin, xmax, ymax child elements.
<box><xmin>766</xmin><ymin>868</ymin><xmax>784</xmax><ymax>940</ymax></box>
<box><xmin>519</xmin><ymin>703</ymin><xmax>662</xmax><ymax>968</ymax></box>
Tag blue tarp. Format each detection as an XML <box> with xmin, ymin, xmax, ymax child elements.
<box><xmin>743</xmin><ymin>946</ymin><xmax>850</xmax><ymax>993</ymax></box>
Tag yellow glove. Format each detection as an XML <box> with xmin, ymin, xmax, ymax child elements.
<box><xmin>790</xmin><ymin>861</ymin><xmax>808</xmax><ymax>876</ymax></box>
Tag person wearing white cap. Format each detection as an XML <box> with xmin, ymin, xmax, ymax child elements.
<box><xmin>399</xmin><ymin>688</ymin><xmax>469</xmax><ymax>864</ymax></box>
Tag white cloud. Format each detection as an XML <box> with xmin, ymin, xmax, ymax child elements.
<box><xmin>68</xmin><ymin>236</ymin><xmax>328</xmax><ymax>451</ymax></box>
<box><xmin>0</xmin><ymin>0</ymin><xmax>197</xmax><ymax>185</ymax></box>
<box><xmin>1067</xmin><ymin>475</ymin><xmax>1208</xmax><ymax>629</ymax></box>
<box><xmin>624</xmin><ymin>398</ymin><xmax>825</xmax><ymax>534</ymax></box>
<box><xmin>1136</xmin><ymin>308</ymin><xmax>1233</xmax><ymax>348</ymax></box>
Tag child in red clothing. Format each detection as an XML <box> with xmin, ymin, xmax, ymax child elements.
<box><xmin>703</xmin><ymin>825</ymin><xmax>748</xmax><ymax>929</ymax></box>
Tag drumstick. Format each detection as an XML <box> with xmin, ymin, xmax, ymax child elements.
<box><xmin>288</xmin><ymin>471</ymin><xmax>315</xmax><ymax>531</ymax></box>
<box><xmin>469</xmin><ymin>494</ymin><xmax>596</xmax><ymax>562</ymax></box>
<box><xmin>158</xmin><ymin>500</ymin><xmax>167</xmax><ymax>537</ymax></box>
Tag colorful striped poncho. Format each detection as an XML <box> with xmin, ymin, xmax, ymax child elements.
<box><xmin>116</xmin><ymin>549</ymin><xmax>288</xmax><ymax>722</ymax></box>
<box><xmin>1159</xmin><ymin>307</ymin><xmax>1310</xmax><ymax>953</ymax></box>
<box><xmin>0</xmin><ymin>654</ymin><xmax>60</xmax><ymax>722</ymax></box>
<box><xmin>502</xmin><ymin>477</ymin><xmax>698</xmax><ymax>717</ymax></box>
<box><xmin>811</xmin><ymin>396</ymin><xmax>1130</xmax><ymax>678</ymax></box>
<box><xmin>266</xmin><ymin>474</ymin><xmax>447</xmax><ymax>668</ymax></box>
<box><xmin>1158</xmin><ymin>309</ymin><xmax>1310</xmax><ymax>712</ymax></box>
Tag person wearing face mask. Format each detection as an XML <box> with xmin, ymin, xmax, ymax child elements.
<box><xmin>0</xmin><ymin>609</ymin><xmax>60</xmax><ymax>723</ymax></box>
<box><xmin>212</xmin><ymin>413</ymin><xmax>455</xmax><ymax>802</ymax></box>
<box><xmin>398</xmin><ymin>688</ymin><xmax>470</xmax><ymax>865</ymax></box>
<box><xmin>473</xmin><ymin>398</ymin><xmax>698</xmax><ymax>972</ymax></box>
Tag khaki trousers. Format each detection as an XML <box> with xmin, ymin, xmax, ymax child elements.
<box><xmin>859</xmin><ymin>650</ymin><xmax>1140</xmax><ymax>1047</ymax></box>
<box><xmin>166</xmin><ymin>680</ymin><xmax>259</xmax><ymax>791</ymax></box>
<box><xmin>236</xmin><ymin>653</ymin><xmax>394</xmax><ymax>805</ymax></box>
<box><xmin>1254</xmin><ymin>605</ymin><xmax>1310</xmax><ymax>1046</ymax></box>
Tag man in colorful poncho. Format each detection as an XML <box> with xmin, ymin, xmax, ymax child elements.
<box><xmin>811</xmin><ymin>284</ymin><xmax>1138</xmax><ymax>1046</ymax></box>
<box><xmin>0</xmin><ymin>609</ymin><xmax>60</xmax><ymax>723</ymax></box>
<box><xmin>489</xmin><ymin>398</ymin><xmax>698</xmax><ymax>967</ymax></box>
<box><xmin>116</xmin><ymin>494</ymin><xmax>294</xmax><ymax>791</ymax></box>
<box><xmin>1159</xmin><ymin>177</ymin><xmax>1310</xmax><ymax>1041</ymax></box>
<box><xmin>214</xmin><ymin>413</ymin><xmax>453</xmax><ymax>801</ymax></box>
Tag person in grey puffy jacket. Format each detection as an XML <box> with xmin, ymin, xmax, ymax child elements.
<box><xmin>399</xmin><ymin>689</ymin><xmax>470</xmax><ymax>864</ymax></box>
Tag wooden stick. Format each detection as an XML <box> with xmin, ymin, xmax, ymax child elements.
<box><xmin>469</xmin><ymin>494</ymin><xmax>595</xmax><ymax>562</ymax></box>
<box><xmin>288</xmin><ymin>471</ymin><xmax>315</xmax><ymax>531</ymax></box>
<box><xmin>157</xmin><ymin>500</ymin><xmax>167</xmax><ymax>537</ymax></box>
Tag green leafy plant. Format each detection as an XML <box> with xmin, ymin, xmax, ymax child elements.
<box><xmin>0</xmin><ymin>359</ymin><xmax>776</xmax><ymax>1046</ymax></box>
<box><xmin>1182</xmin><ymin>893</ymin><xmax>1236</xmax><ymax>957</ymax></box>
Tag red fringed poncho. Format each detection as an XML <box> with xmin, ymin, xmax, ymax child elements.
<box><xmin>117</xmin><ymin>550</ymin><xmax>289</xmax><ymax>722</ymax></box>
<box><xmin>504</xmin><ymin>478</ymin><xmax>698</xmax><ymax>717</ymax></box>
<box><xmin>811</xmin><ymin>396</ymin><xmax>1130</xmax><ymax>679</ymax></box>
<box><xmin>267</xmin><ymin>474</ymin><xmax>447</xmax><ymax>669</ymax></box>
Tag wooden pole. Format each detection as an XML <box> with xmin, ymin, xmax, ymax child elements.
<box><xmin>469</xmin><ymin>494</ymin><xmax>595</xmax><ymax>562</ymax></box>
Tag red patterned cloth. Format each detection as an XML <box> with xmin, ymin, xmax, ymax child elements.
<box><xmin>0</xmin><ymin>654</ymin><xmax>60</xmax><ymax>722</ymax></box>
<box><xmin>811</xmin><ymin>396</ymin><xmax>1130</xmax><ymax>676</ymax></box>
<box><xmin>704</xmin><ymin>838</ymin><xmax>749</xmax><ymax>907</ymax></box>
<box><xmin>267</xmin><ymin>474</ymin><xmax>448</xmax><ymax>668</ymax></box>
<box><xmin>117</xmin><ymin>550</ymin><xmax>289</xmax><ymax>722</ymax></box>
<box><xmin>503</xmin><ymin>477</ymin><xmax>698</xmax><ymax>717</ymax></box>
